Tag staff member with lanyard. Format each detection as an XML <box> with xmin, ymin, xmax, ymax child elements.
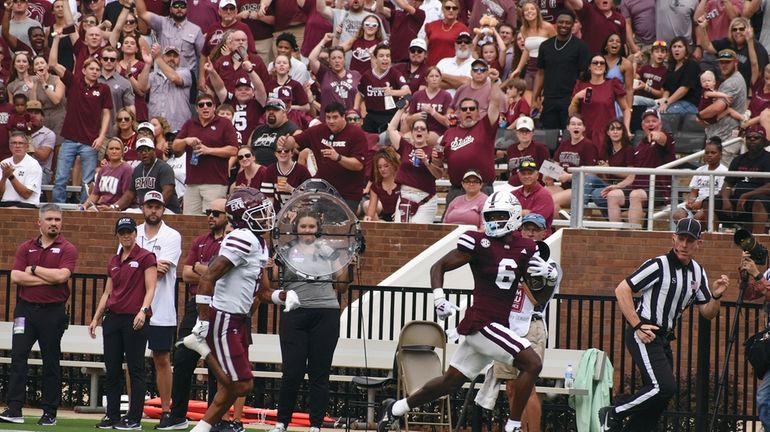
<box><xmin>89</xmin><ymin>217</ymin><xmax>157</xmax><ymax>431</ymax></box>
<box><xmin>0</xmin><ymin>204</ymin><xmax>78</xmax><ymax>426</ymax></box>
<box><xmin>599</xmin><ymin>218</ymin><xmax>729</xmax><ymax>431</ymax></box>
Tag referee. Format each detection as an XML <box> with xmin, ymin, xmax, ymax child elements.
<box><xmin>599</xmin><ymin>218</ymin><xmax>729</xmax><ymax>431</ymax></box>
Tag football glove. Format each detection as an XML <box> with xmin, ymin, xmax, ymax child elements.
<box><xmin>527</xmin><ymin>255</ymin><xmax>558</xmax><ymax>281</ymax></box>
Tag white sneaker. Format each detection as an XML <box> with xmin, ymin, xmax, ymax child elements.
<box><xmin>268</xmin><ymin>422</ymin><xmax>286</xmax><ymax>432</ymax></box>
<box><xmin>181</xmin><ymin>334</ymin><xmax>211</xmax><ymax>358</ymax></box>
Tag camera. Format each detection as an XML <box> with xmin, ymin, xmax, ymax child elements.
<box><xmin>734</xmin><ymin>228</ymin><xmax>768</xmax><ymax>266</ymax></box>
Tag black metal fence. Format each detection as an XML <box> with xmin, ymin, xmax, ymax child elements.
<box><xmin>0</xmin><ymin>272</ymin><xmax>765</xmax><ymax>430</ymax></box>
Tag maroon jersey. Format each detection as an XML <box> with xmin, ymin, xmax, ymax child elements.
<box><xmin>357</xmin><ymin>68</ymin><xmax>408</xmax><ymax>112</ymax></box>
<box><xmin>106</xmin><ymin>245</ymin><xmax>157</xmax><ymax>314</ymax></box>
<box><xmin>176</xmin><ymin>115</ymin><xmax>239</xmax><ymax>185</ymax></box>
<box><xmin>294</xmin><ymin>123</ymin><xmax>368</xmax><ymax>201</ymax></box>
<box><xmin>455</xmin><ymin>230</ymin><xmax>537</xmax><ymax>335</ymax></box>
<box><xmin>265</xmin><ymin>77</ymin><xmax>309</xmax><ymax>107</ymax></box>
<box><xmin>506</xmin><ymin>141</ymin><xmax>550</xmax><ymax>187</ymax></box>
<box><xmin>441</xmin><ymin>119</ymin><xmax>497</xmax><ymax>187</ymax></box>
<box><xmin>202</xmin><ymin>21</ymin><xmax>256</xmax><ymax>57</ymax></box>
<box><xmin>636</xmin><ymin>64</ymin><xmax>667</xmax><ymax>99</ymax></box>
<box><xmin>234</xmin><ymin>165</ymin><xmax>267</xmax><ymax>189</ymax></box>
<box><xmin>394</xmin><ymin>138</ymin><xmax>436</xmax><ymax>194</ymax></box>
<box><xmin>225</xmin><ymin>94</ymin><xmax>264</xmax><ymax>144</ymax></box>
<box><xmin>349</xmin><ymin>38</ymin><xmax>379</xmax><ymax>76</ymax></box>
<box><xmin>61</xmin><ymin>70</ymin><xmax>113</xmax><ymax>145</ymax></box>
<box><xmin>184</xmin><ymin>231</ymin><xmax>224</xmax><ymax>295</ymax></box>
<box><xmin>237</xmin><ymin>0</ymin><xmax>275</xmax><ymax>40</ymax></box>
<box><xmin>212</xmin><ymin>53</ymin><xmax>270</xmax><ymax>96</ymax></box>
<box><xmin>13</xmin><ymin>235</ymin><xmax>78</xmax><ymax>303</ymax></box>
<box><xmin>393</xmin><ymin>62</ymin><xmax>429</xmax><ymax>95</ymax></box>
<box><xmin>260</xmin><ymin>161</ymin><xmax>311</xmax><ymax>210</ymax></box>
<box><xmin>316</xmin><ymin>64</ymin><xmax>360</xmax><ymax>114</ymax></box>
<box><xmin>408</xmin><ymin>88</ymin><xmax>452</xmax><ymax>135</ymax></box>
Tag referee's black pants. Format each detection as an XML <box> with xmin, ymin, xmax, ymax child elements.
<box><xmin>102</xmin><ymin>312</ymin><xmax>148</xmax><ymax>422</ymax></box>
<box><xmin>277</xmin><ymin>308</ymin><xmax>340</xmax><ymax>428</ymax></box>
<box><xmin>7</xmin><ymin>300</ymin><xmax>67</xmax><ymax>415</ymax></box>
<box><xmin>170</xmin><ymin>299</ymin><xmax>216</xmax><ymax>420</ymax></box>
<box><xmin>615</xmin><ymin>326</ymin><xmax>677</xmax><ymax>431</ymax></box>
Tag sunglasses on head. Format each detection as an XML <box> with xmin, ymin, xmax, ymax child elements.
<box><xmin>519</xmin><ymin>161</ymin><xmax>537</xmax><ymax>169</ymax></box>
<box><xmin>171</xmin><ymin>2</ymin><xmax>187</xmax><ymax>8</ymax></box>
<box><xmin>237</xmin><ymin>153</ymin><xmax>252</xmax><ymax>160</ymax></box>
<box><xmin>460</xmin><ymin>106</ymin><xmax>477</xmax><ymax>112</ymax></box>
<box><xmin>205</xmin><ymin>209</ymin><xmax>224</xmax><ymax>217</ymax></box>
<box><xmin>409</xmin><ymin>47</ymin><xmax>425</xmax><ymax>54</ymax></box>
<box><xmin>652</xmin><ymin>40</ymin><xmax>667</xmax><ymax>48</ymax></box>
<box><xmin>198</xmin><ymin>101</ymin><xmax>214</xmax><ymax>108</ymax></box>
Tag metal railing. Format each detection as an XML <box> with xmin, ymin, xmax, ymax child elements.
<box><xmin>0</xmin><ymin>272</ymin><xmax>764</xmax><ymax>430</ymax></box>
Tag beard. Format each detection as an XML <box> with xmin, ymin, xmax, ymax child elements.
<box><xmin>456</xmin><ymin>48</ymin><xmax>471</xmax><ymax>60</ymax></box>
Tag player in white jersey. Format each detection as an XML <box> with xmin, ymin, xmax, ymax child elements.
<box><xmin>181</xmin><ymin>187</ymin><xmax>301</xmax><ymax>432</ymax></box>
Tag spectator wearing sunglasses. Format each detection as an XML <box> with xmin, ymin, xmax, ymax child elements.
<box><xmin>98</xmin><ymin>46</ymin><xmax>136</xmax><ymax>137</ymax></box>
<box><xmin>438</xmin><ymin>79</ymin><xmax>502</xmax><ymax>208</ymax></box>
<box><xmin>230</xmin><ymin>145</ymin><xmax>266</xmax><ymax>193</ymax></box>
<box><xmin>110</xmin><ymin>137</ymin><xmax>180</xmax><ymax>213</ymax></box>
<box><xmin>379</xmin><ymin>0</ymin><xmax>425</xmax><ymax>64</ymax></box>
<box><xmin>436</xmin><ymin>32</ymin><xmax>474</xmax><ymax>96</ymax></box>
<box><xmin>261</xmin><ymin>143</ymin><xmax>310</xmax><ymax>211</ymax></box>
<box><xmin>694</xmin><ymin>0</ymin><xmax>743</xmax><ymax>42</ymax></box>
<box><xmin>424</xmin><ymin>0</ymin><xmax>469</xmax><ymax>66</ymax></box>
<box><xmin>148</xmin><ymin>45</ymin><xmax>194</xmax><ymax>131</ymax></box>
<box><xmin>249</xmin><ymin>98</ymin><xmax>299</xmax><ymax>165</ymax></box>
<box><xmin>451</xmin><ymin>58</ymin><xmax>505</xmax><ymax>118</ymax></box>
<box><xmin>172</xmin><ymin>93</ymin><xmax>239</xmax><ymax>215</ymax></box>
<box><xmin>506</xmin><ymin>116</ymin><xmax>549</xmax><ymax>188</ymax></box>
<box><xmin>697</xmin><ymin>16</ymin><xmax>768</xmax><ymax>90</ymax></box>
<box><xmin>393</xmin><ymin>38</ymin><xmax>429</xmax><ymax>94</ymax></box>
<box><xmin>135</xmin><ymin>0</ymin><xmax>204</xmax><ymax>71</ymax></box>
<box><xmin>201</xmin><ymin>0</ymin><xmax>256</xmax><ymax>62</ymax></box>
<box><xmin>512</xmin><ymin>161</ymin><xmax>554</xmax><ymax>235</ymax></box>
<box><xmin>442</xmin><ymin>169</ymin><xmax>487</xmax><ymax>229</ymax></box>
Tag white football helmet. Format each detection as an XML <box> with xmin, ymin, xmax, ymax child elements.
<box><xmin>482</xmin><ymin>191</ymin><xmax>523</xmax><ymax>237</ymax></box>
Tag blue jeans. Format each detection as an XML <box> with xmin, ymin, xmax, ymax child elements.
<box><xmin>665</xmin><ymin>100</ymin><xmax>697</xmax><ymax>114</ymax></box>
<box><xmin>757</xmin><ymin>369</ymin><xmax>770</xmax><ymax>430</ymax></box>
<box><xmin>584</xmin><ymin>175</ymin><xmax>609</xmax><ymax>211</ymax></box>
<box><xmin>52</xmin><ymin>140</ymin><xmax>98</xmax><ymax>203</ymax></box>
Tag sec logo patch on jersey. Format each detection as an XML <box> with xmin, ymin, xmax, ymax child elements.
<box><xmin>481</xmin><ymin>239</ymin><xmax>490</xmax><ymax>248</ymax></box>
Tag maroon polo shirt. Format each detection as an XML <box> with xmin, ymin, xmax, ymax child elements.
<box><xmin>237</xmin><ymin>0</ymin><xmax>275</xmax><ymax>41</ymax></box>
<box><xmin>440</xmin><ymin>119</ymin><xmax>496</xmax><ymax>187</ymax></box>
<box><xmin>13</xmin><ymin>235</ymin><xmax>78</xmax><ymax>304</ymax></box>
<box><xmin>177</xmin><ymin>115</ymin><xmax>239</xmax><ymax>185</ymax></box>
<box><xmin>357</xmin><ymin>68</ymin><xmax>408</xmax><ymax>112</ymax></box>
<box><xmin>632</xmin><ymin>132</ymin><xmax>676</xmax><ymax>194</ymax></box>
<box><xmin>106</xmin><ymin>245</ymin><xmax>156</xmax><ymax>314</ymax></box>
<box><xmin>61</xmin><ymin>70</ymin><xmax>113</xmax><ymax>145</ymax></box>
<box><xmin>202</xmin><ymin>21</ymin><xmax>256</xmax><ymax>57</ymax></box>
<box><xmin>212</xmin><ymin>53</ymin><xmax>270</xmax><ymax>95</ymax></box>
<box><xmin>577</xmin><ymin>1</ymin><xmax>625</xmax><ymax>54</ymax></box>
<box><xmin>294</xmin><ymin>123</ymin><xmax>368</xmax><ymax>201</ymax></box>
<box><xmin>73</xmin><ymin>39</ymin><xmax>106</xmax><ymax>77</ymax></box>
<box><xmin>513</xmin><ymin>183</ymin><xmax>554</xmax><ymax>235</ymax></box>
<box><xmin>184</xmin><ymin>231</ymin><xmax>224</xmax><ymax>295</ymax></box>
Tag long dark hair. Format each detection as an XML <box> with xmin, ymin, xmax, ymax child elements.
<box><xmin>604</xmin><ymin>119</ymin><xmax>631</xmax><ymax>159</ymax></box>
<box><xmin>668</xmin><ymin>37</ymin><xmax>690</xmax><ymax>71</ymax></box>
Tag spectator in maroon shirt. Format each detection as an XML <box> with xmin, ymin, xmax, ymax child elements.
<box><xmin>236</xmin><ymin>0</ymin><xmax>275</xmax><ymax>62</ymax></box>
<box><xmin>743</xmin><ymin>64</ymin><xmax>770</xmax><ymax>139</ymax></box>
<box><xmin>548</xmin><ymin>113</ymin><xmax>597</xmax><ymax>212</ymax></box>
<box><xmin>588</xmin><ymin>119</ymin><xmax>636</xmax><ymax>219</ymax></box>
<box><xmin>572</xmin><ymin>0</ymin><xmax>626</xmax><ymax>54</ymax></box>
<box><xmin>279</xmin><ymin>101</ymin><xmax>367</xmax><ymax>211</ymax></box>
<box><xmin>265</xmin><ymin>54</ymin><xmax>310</xmax><ymax>112</ymax></box>
<box><xmin>512</xmin><ymin>160</ymin><xmax>554</xmax><ymax>235</ymax></box>
<box><xmin>364</xmin><ymin>146</ymin><xmax>400</xmax><ymax>222</ymax></box>
<box><xmin>393</xmin><ymin>38</ymin><xmax>429</xmax><ymax>95</ymax></box>
<box><xmin>200</xmin><ymin>0</ymin><xmax>255</xmax><ymax>64</ymax></box>
<box><xmin>308</xmin><ymin>37</ymin><xmax>361</xmax><ymax>117</ymax></box>
<box><xmin>206</xmin><ymin>30</ymin><xmax>269</xmax><ymax>98</ymax></box>
<box><xmin>633</xmin><ymin>40</ymin><xmax>668</xmax><ymax>108</ymax></box>
<box><xmin>380</xmin><ymin>0</ymin><xmax>425</xmax><ymax>64</ymax></box>
<box><xmin>408</xmin><ymin>65</ymin><xmax>452</xmax><ymax>137</ymax></box>
<box><xmin>172</xmin><ymin>93</ymin><xmax>239</xmax><ymax>215</ymax></box>
<box><xmin>355</xmin><ymin>43</ymin><xmax>411</xmax><ymax>134</ymax></box>
<box><xmin>437</xmin><ymin>75</ymin><xmax>502</xmax><ymax>208</ymax></box>
<box><xmin>340</xmin><ymin>13</ymin><xmax>386</xmax><ymax>76</ymax></box>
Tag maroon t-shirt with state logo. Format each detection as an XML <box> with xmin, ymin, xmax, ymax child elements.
<box><xmin>13</xmin><ymin>235</ymin><xmax>78</xmax><ymax>303</ymax></box>
<box><xmin>393</xmin><ymin>62</ymin><xmax>428</xmax><ymax>95</ymax></box>
<box><xmin>553</xmin><ymin>137</ymin><xmax>597</xmax><ymax>189</ymax></box>
<box><xmin>440</xmin><ymin>119</ymin><xmax>497</xmax><ymax>187</ymax></box>
<box><xmin>225</xmin><ymin>93</ymin><xmax>264</xmax><ymax>145</ymax></box>
<box><xmin>394</xmin><ymin>138</ymin><xmax>437</xmax><ymax>194</ymax></box>
<box><xmin>184</xmin><ymin>231</ymin><xmax>224</xmax><ymax>295</ymax></box>
<box><xmin>357</xmin><ymin>68</ymin><xmax>408</xmax><ymax>112</ymax></box>
<box><xmin>106</xmin><ymin>245</ymin><xmax>157</xmax><ymax>314</ymax></box>
<box><xmin>317</xmin><ymin>64</ymin><xmax>360</xmax><ymax>115</ymax></box>
<box><xmin>265</xmin><ymin>77</ymin><xmax>309</xmax><ymax>107</ymax></box>
<box><xmin>212</xmin><ymin>53</ymin><xmax>270</xmax><ymax>96</ymax></box>
<box><xmin>349</xmin><ymin>38</ymin><xmax>379</xmax><ymax>76</ymax></box>
<box><xmin>61</xmin><ymin>70</ymin><xmax>113</xmax><ymax>145</ymax></box>
<box><xmin>409</xmin><ymin>88</ymin><xmax>453</xmax><ymax>135</ymax></box>
<box><xmin>202</xmin><ymin>21</ymin><xmax>256</xmax><ymax>56</ymax></box>
<box><xmin>294</xmin><ymin>123</ymin><xmax>368</xmax><ymax>200</ymax></box>
<box><xmin>237</xmin><ymin>0</ymin><xmax>275</xmax><ymax>41</ymax></box>
<box><xmin>176</xmin><ymin>115</ymin><xmax>239</xmax><ymax>185</ymax></box>
<box><xmin>506</xmin><ymin>141</ymin><xmax>550</xmax><ymax>186</ymax></box>
<box><xmin>636</xmin><ymin>64</ymin><xmax>667</xmax><ymax>99</ymax></box>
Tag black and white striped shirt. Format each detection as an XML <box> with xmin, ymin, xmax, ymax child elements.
<box><xmin>626</xmin><ymin>250</ymin><xmax>713</xmax><ymax>331</ymax></box>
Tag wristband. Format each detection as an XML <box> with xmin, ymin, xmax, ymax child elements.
<box><xmin>713</xmin><ymin>294</ymin><xmax>723</xmax><ymax>300</ymax></box>
<box><xmin>336</xmin><ymin>153</ymin><xmax>342</xmax><ymax>162</ymax></box>
<box><xmin>432</xmin><ymin>288</ymin><xmax>446</xmax><ymax>301</ymax></box>
<box><xmin>31</xmin><ymin>265</ymin><xmax>37</xmax><ymax>275</ymax></box>
<box><xmin>633</xmin><ymin>321</ymin><xmax>644</xmax><ymax>330</ymax></box>
<box><xmin>195</xmin><ymin>295</ymin><xmax>212</xmax><ymax>305</ymax></box>
<box><xmin>192</xmin><ymin>262</ymin><xmax>200</xmax><ymax>275</ymax></box>
<box><xmin>271</xmin><ymin>290</ymin><xmax>285</xmax><ymax>305</ymax></box>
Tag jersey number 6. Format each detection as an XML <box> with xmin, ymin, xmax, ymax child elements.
<box><xmin>495</xmin><ymin>258</ymin><xmax>519</xmax><ymax>290</ymax></box>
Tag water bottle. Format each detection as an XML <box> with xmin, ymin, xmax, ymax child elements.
<box><xmin>564</xmin><ymin>364</ymin><xmax>574</xmax><ymax>389</ymax></box>
<box><xmin>499</xmin><ymin>113</ymin><xmax>508</xmax><ymax>129</ymax></box>
<box><xmin>190</xmin><ymin>150</ymin><xmax>199</xmax><ymax>166</ymax></box>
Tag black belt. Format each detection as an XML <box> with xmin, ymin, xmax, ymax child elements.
<box><xmin>21</xmin><ymin>300</ymin><xmax>65</xmax><ymax>309</ymax></box>
<box><xmin>653</xmin><ymin>328</ymin><xmax>676</xmax><ymax>342</ymax></box>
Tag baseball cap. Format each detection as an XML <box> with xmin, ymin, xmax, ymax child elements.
<box><xmin>137</xmin><ymin>121</ymin><xmax>155</xmax><ymax>135</ymax></box>
<box><xmin>136</xmin><ymin>137</ymin><xmax>155</xmax><ymax>149</ymax></box>
<box><xmin>170</xmin><ymin>0</ymin><xmax>186</xmax><ymax>5</ymax></box>
<box><xmin>163</xmin><ymin>45</ymin><xmax>180</xmax><ymax>55</ymax></box>
<box><xmin>235</xmin><ymin>77</ymin><xmax>252</xmax><ymax>88</ymax></box>
<box><xmin>115</xmin><ymin>217</ymin><xmax>137</xmax><ymax>234</ymax></box>
<box><xmin>522</xmin><ymin>213</ymin><xmax>546</xmax><ymax>229</ymax></box>
<box><xmin>26</xmin><ymin>100</ymin><xmax>43</xmax><ymax>111</ymax></box>
<box><xmin>717</xmin><ymin>49</ymin><xmax>737</xmax><ymax>61</ymax></box>
<box><xmin>456</xmin><ymin>32</ymin><xmax>472</xmax><ymax>43</ymax></box>
<box><xmin>471</xmin><ymin>58</ymin><xmax>488</xmax><ymax>68</ymax></box>
<box><xmin>675</xmin><ymin>218</ymin><xmax>701</xmax><ymax>240</ymax></box>
<box><xmin>462</xmin><ymin>170</ymin><xmax>482</xmax><ymax>181</ymax></box>
<box><xmin>642</xmin><ymin>108</ymin><xmax>660</xmax><ymax>120</ymax></box>
<box><xmin>219</xmin><ymin>0</ymin><xmax>236</xmax><ymax>7</ymax></box>
<box><xmin>515</xmin><ymin>116</ymin><xmax>534</xmax><ymax>131</ymax></box>
<box><xmin>409</xmin><ymin>38</ymin><xmax>427</xmax><ymax>51</ymax></box>
<box><xmin>265</xmin><ymin>98</ymin><xmax>286</xmax><ymax>111</ymax></box>
<box><xmin>518</xmin><ymin>160</ymin><xmax>538</xmax><ymax>171</ymax></box>
<box><xmin>746</xmin><ymin>124</ymin><xmax>767</xmax><ymax>138</ymax></box>
<box><xmin>143</xmin><ymin>190</ymin><xmax>164</xmax><ymax>205</ymax></box>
